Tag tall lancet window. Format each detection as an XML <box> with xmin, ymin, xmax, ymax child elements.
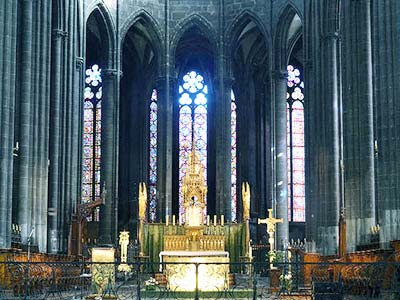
<box><xmin>82</xmin><ymin>64</ymin><xmax>102</xmax><ymax>221</ymax></box>
<box><xmin>287</xmin><ymin>65</ymin><xmax>305</xmax><ymax>222</ymax></box>
<box><xmin>231</xmin><ymin>90</ymin><xmax>237</xmax><ymax>222</ymax></box>
<box><xmin>149</xmin><ymin>89</ymin><xmax>158</xmax><ymax>222</ymax></box>
<box><xmin>178</xmin><ymin>71</ymin><xmax>208</xmax><ymax>222</ymax></box>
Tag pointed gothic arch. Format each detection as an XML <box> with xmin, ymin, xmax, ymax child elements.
<box><xmin>86</xmin><ymin>3</ymin><xmax>116</xmax><ymax>68</ymax></box>
<box><xmin>170</xmin><ymin>14</ymin><xmax>217</xmax><ymax>66</ymax></box>
<box><xmin>120</xmin><ymin>10</ymin><xmax>164</xmax><ymax>73</ymax></box>
<box><xmin>226</xmin><ymin>9</ymin><xmax>271</xmax><ymax>61</ymax></box>
<box><xmin>274</xmin><ymin>3</ymin><xmax>303</xmax><ymax>71</ymax></box>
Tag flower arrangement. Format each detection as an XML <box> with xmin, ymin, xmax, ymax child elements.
<box><xmin>267</xmin><ymin>250</ymin><xmax>284</xmax><ymax>265</ymax></box>
<box><xmin>279</xmin><ymin>273</ymin><xmax>292</xmax><ymax>293</ymax></box>
<box><xmin>144</xmin><ymin>277</ymin><xmax>159</xmax><ymax>290</ymax></box>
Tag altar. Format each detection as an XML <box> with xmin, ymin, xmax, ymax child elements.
<box><xmin>161</xmin><ymin>152</ymin><xmax>229</xmax><ymax>290</ymax></box>
<box><xmin>160</xmin><ymin>251</ymin><xmax>230</xmax><ymax>291</ymax></box>
<box><xmin>160</xmin><ymin>250</ymin><xmax>229</xmax><ymax>266</ymax></box>
<box><xmin>138</xmin><ymin>150</ymin><xmax>249</xmax><ymax>292</ymax></box>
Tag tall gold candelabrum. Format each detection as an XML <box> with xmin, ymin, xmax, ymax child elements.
<box><xmin>138</xmin><ymin>182</ymin><xmax>147</xmax><ymax>256</ymax></box>
<box><xmin>242</xmin><ymin>182</ymin><xmax>251</xmax><ymax>257</ymax></box>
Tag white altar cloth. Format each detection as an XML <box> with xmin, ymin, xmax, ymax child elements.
<box><xmin>159</xmin><ymin>251</ymin><xmax>229</xmax><ymax>271</ymax></box>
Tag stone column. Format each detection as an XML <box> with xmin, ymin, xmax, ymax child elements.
<box><xmin>17</xmin><ymin>0</ymin><xmax>34</xmax><ymax>243</ymax></box>
<box><xmin>73</xmin><ymin>57</ymin><xmax>84</xmax><ymax>213</ymax></box>
<box><xmin>34</xmin><ymin>0</ymin><xmax>52</xmax><ymax>252</ymax></box>
<box><xmin>355</xmin><ymin>0</ymin><xmax>375</xmax><ymax>245</ymax></box>
<box><xmin>156</xmin><ymin>76</ymin><xmax>175</xmax><ymax>219</ymax></box>
<box><xmin>213</xmin><ymin>77</ymin><xmax>232</xmax><ymax>219</ymax></box>
<box><xmin>0</xmin><ymin>0</ymin><xmax>18</xmax><ymax>248</ymax></box>
<box><xmin>99</xmin><ymin>69</ymin><xmax>121</xmax><ymax>246</ymax></box>
<box><xmin>319</xmin><ymin>31</ymin><xmax>341</xmax><ymax>254</ymax></box>
<box><xmin>342</xmin><ymin>0</ymin><xmax>375</xmax><ymax>250</ymax></box>
<box><xmin>47</xmin><ymin>29</ymin><xmax>67</xmax><ymax>253</ymax></box>
<box><xmin>372</xmin><ymin>0</ymin><xmax>400</xmax><ymax>246</ymax></box>
<box><xmin>273</xmin><ymin>70</ymin><xmax>289</xmax><ymax>250</ymax></box>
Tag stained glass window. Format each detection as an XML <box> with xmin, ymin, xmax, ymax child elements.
<box><xmin>82</xmin><ymin>64</ymin><xmax>102</xmax><ymax>221</ymax></box>
<box><xmin>149</xmin><ymin>89</ymin><xmax>158</xmax><ymax>222</ymax></box>
<box><xmin>287</xmin><ymin>64</ymin><xmax>305</xmax><ymax>222</ymax></box>
<box><xmin>178</xmin><ymin>71</ymin><xmax>208</xmax><ymax>223</ymax></box>
<box><xmin>231</xmin><ymin>90</ymin><xmax>237</xmax><ymax>222</ymax></box>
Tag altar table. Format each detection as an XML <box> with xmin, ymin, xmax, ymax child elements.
<box><xmin>159</xmin><ymin>251</ymin><xmax>230</xmax><ymax>291</ymax></box>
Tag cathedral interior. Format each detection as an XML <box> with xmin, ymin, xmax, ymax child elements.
<box><xmin>1</xmin><ymin>0</ymin><xmax>400</xmax><ymax>263</ymax></box>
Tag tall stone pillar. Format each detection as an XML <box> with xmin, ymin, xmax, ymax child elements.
<box><xmin>213</xmin><ymin>77</ymin><xmax>232</xmax><ymax>219</ymax></box>
<box><xmin>318</xmin><ymin>31</ymin><xmax>341</xmax><ymax>254</ymax></box>
<box><xmin>73</xmin><ymin>57</ymin><xmax>85</xmax><ymax>213</ymax></box>
<box><xmin>156</xmin><ymin>76</ymin><xmax>175</xmax><ymax>219</ymax></box>
<box><xmin>47</xmin><ymin>29</ymin><xmax>67</xmax><ymax>253</ymax></box>
<box><xmin>355</xmin><ymin>0</ymin><xmax>375</xmax><ymax>247</ymax></box>
<box><xmin>273</xmin><ymin>70</ymin><xmax>289</xmax><ymax>250</ymax></box>
<box><xmin>343</xmin><ymin>0</ymin><xmax>375</xmax><ymax>250</ymax></box>
<box><xmin>99</xmin><ymin>69</ymin><xmax>121</xmax><ymax>246</ymax></box>
<box><xmin>0</xmin><ymin>0</ymin><xmax>18</xmax><ymax>248</ymax></box>
<box><xmin>17</xmin><ymin>0</ymin><xmax>34</xmax><ymax>243</ymax></box>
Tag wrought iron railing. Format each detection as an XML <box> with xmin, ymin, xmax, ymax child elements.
<box><xmin>0</xmin><ymin>260</ymin><xmax>399</xmax><ymax>299</ymax></box>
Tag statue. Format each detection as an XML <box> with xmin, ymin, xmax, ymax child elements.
<box><xmin>138</xmin><ymin>182</ymin><xmax>147</xmax><ymax>221</ymax></box>
<box><xmin>242</xmin><ymin>182</ymin><xmax>251</xmax><ymax>257</ymax></box>
<box><xmin>119</xmin><ymin>231</ymin><xmax>129</xmax><ymax>262</ymax></box>
<box><xmin>242</xmin><ymin>182</ymin><xmax>251</xmax><ymax>221</ymax></box>
<box><xmin>138</xmin><ymin>182</ymin><xmax>147</xmax><ymax>256</ymax></box>
<box><xmin>100</xmin><ymin>183</ymin><xmax>107</xmax><ymax>205</ymax></box>
<box><xmin>118</xmin><ymin>231</ymin><xmax>131</xmax><ymax>272</ymax></box>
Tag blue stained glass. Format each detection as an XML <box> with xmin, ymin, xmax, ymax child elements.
<box><xmin>149</xmin><ymin>89</ymin><xmax>158</xmax><ymax>222</ymax></box>
<box><xmin>82</xmin><ymin>64</ymin><xmax>102</xmax><ymax>221</ymax></box>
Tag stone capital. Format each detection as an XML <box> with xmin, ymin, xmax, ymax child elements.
<box><xmin>155</xmin><ymin>76</ymin><xmax>177</xmax><ymax>88</ymax></box>
<box><xmin>102</xmin><ymin>69</ymin><xmax>123</xmax><ymax>79</ymax></box>
<box><xmin>321</xmin><ymin>31</ymin><xmax>341</xmax><ymax>42</ymax></box>
<box><xmin>213</xmin><ymin>76</ymin><xmax>234</xmax><ymax>88</ymax></box>
<box><xmin>75</xmin><ymin>57</ymin><xmax>84</xmax><ymax>70</ymax></box>
<box><xmin>52</xmin><ymin>29</ymin><xmax>68</xmax><ymax>40</ymax></box>
<box><xmin>271</xmin><ymin>70</ymin><xmax>288</xmax><ymax>80</ymax></box>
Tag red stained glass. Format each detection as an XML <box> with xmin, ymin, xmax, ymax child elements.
<box><xmin>231</xmin><ymin>90</ymin><xmax>237</xmax><ymax>222</ymax></box>
<box><xmin>84</xmin><ymin>121</ymin><xmax>93</xmax><ymax>134</ymax></box>
<box><xmin>287</xmin><ymin>64</ymin><xmax>305</xmax><ymax>222</ymax></box>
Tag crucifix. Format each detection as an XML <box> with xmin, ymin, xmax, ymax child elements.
<box><xmin>258</xmin><ymin>208</ymin><xmax>283</xmax><ymax>268</ymax></box>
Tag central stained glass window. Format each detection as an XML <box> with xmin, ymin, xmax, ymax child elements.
<box><xmin>178</xmin><ymin>71</ymin><xmax>208</xmax><ymax>222</ymax></box>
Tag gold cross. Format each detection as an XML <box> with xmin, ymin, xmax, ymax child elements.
<box><xmin>258</xmin><ymin>208</ymin><xmax>283</xmax><ymax>234</ymax></box>
<box><xmin>258</xmin><ymin>208</ymin><xmax>283</xmax><ymax>268</ymax></box>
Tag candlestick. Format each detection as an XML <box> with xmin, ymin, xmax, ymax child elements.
<box><xmin>172</xmin><ymin>215</ymin><xmax>176</xmax><ymax>226</ymax></box>
<box><xmin>207</xmin><ymin>215</ymin><xmax>210</xmax><ymax>226</ymax></box>
<box><xmin>179</xmin><ymin>214</ymin><xmax>182</xmax><ymax>225</ymax></box>
<box><xmin>214</xmin><ymin>215</ymin><xmax>217</xmax><ymax>226</ymax></box>
<box><xmin>221</xmin><ymin>215</ymin><xmax>224</xmax><ymax>226</ymax></box>
<box><xmin>249</xmin><ymin>242</ymin><xmax>253</xmax><ymax>258</ymax></box>
<box><xmin>166</xmin><ymin>215</ymin><xmax>169</xmax><ymax>226</ymax></box>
